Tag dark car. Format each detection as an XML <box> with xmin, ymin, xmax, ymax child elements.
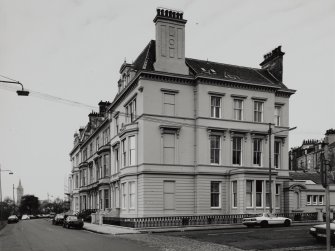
<box><xmin>63</xmin><ymin>215</ymin><xmax>84</xmax><ymax>229</ymax></box>
<box><xmin>7</xmin><ymin>215</ymin><xmax>19</xmax><ymax>224</ymax></box>
<box><xmin>310</xmin><ymin>220</ymin><xmax>335</xmax><ymax>243</ymax></box>
<box><xmin>52</xmin><ymin>214</ymin><xmax>65</xmax><ymax>225</ymax></box>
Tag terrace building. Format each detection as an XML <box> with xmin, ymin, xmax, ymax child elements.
<box><xmin>68</xmin><ymin>8</ymin><xmax>297</xmax><ymax>222</ymax></box>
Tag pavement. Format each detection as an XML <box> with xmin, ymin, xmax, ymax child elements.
<box><xmin>82</xmin><ymin>221</ymin><xmax>322</xmax><ymax>235</ymax></box>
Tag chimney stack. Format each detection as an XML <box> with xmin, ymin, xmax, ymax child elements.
<box><xmin>260</xmin><ymin>46</ymin><xmax>285</xmax><ymax>82</ymax></box>
<box><xmin>153</xmin><ymin>7</ymin><xmax>189</xmax><ymax>75</ymax></box>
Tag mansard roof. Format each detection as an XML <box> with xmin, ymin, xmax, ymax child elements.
<box><xmin>129</xmin><ymin>40</ymin><xmax>293</xmax><ymax>93</ymax></box>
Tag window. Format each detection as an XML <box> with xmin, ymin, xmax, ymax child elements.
<box><xmin>104</xmin><ymin>189</ymin><xmax>109</xmax><ymax>209</ymax></box>
<box><xmin>96</xmin><ymin>137</ymin><xmax>100</xmax><ymax>151</ymax></box>
<box><xmin>275</xmin><ymin>184</ymin><xmax>280</xmax><ymax>208</ymax></box>
<box><xmin>126</xmin><ymin>99</ymin><xmax>137</xmax><ymax>123</ymax></box>
<box><xmin>256</xmin><ymin>180</ymin><xmax>263</xmax><ymax>207</ymax></box>
<box><xmin>121</xmin><ymin>183</ymin><xmax>127</xmax><ymax>209</ymax></box>
<box><xmin>232</xmin><ymin>181</ymin><xmax>237</xmax><ymax>208</ymax></box>
<box><xmin>129</xmin><ymin>136</ymin><xmax>136</xmax><ymax>166</ymax></box>
<box><xmin>163</xmin><ymin>134</ymin><xmax>175</xmax><ymax>164</ymax></box>
<box><xmin>253</xmin><ymin>139</ymin><xmax>262</xmax><ymax>166</ymax></box>
<box><xmin>211</xmin><ymin>96</ymin><xmax>221</xmax><ymax>118</ymax></box>
<box><xmin>75</xmin><ymin>174</ymin><xmax>79</xmax><ymax>188</ymax></box>
<box><xmin>89</xmin><ymin>166</ymin><xmax>93</xmax><ymax>184</ymax></box>
<box><xmin>319</xmin><ymin>195</ymin><xmax>324</xmax><ymax>205</ymax></box>
<box><xmin>307</xmin><ymin>195</ymin><xmax>312</xmax><ymax>205</ymax></box>
<box><xmin>99</xmin><ymin>190</ymin><xmax>102</xmax><ymax>209</ymax></box>
<box><xmin>254</xmin><ymin>101</ymin><xmax>263</xmax><ymax>122</ymax></box>
<box><xmin>313</xmin><ymin>195</ymin><xmax>318</xmax><ymax>205</ymax></box>
<box><xmin>163</xmin><ymin>93</ymin><xmax>175</xmax><ymax>116</ymax></box>
<box><xmin>89</xmin><ymin>143</ymin><xmax>93</xmax><ymax>156</ymax></box>
<box><xmin>274</xmin><ymin>106</ymin><xmax>281</xmax><ymax>126</ymax></box>
<box><xmin>266</xmin><ymin>181</ymin><xmax>270</xmax><ymax>208</ymax></box>
<box><xmin>83</xmin><ymin>148</ymin><xmax>87</xmax><ymax>161</ymax></box>
<box><xmin>163</xmin><ymin>181</ymin><xmax>175</xmax><ymax>210</ymax></box>
<box><xmin>210</xmin><ymin>135</ymin><xmax>221</xmax><ymax>164</ymax></box>
<box><xmin>103</xmin><ymin>128</ymin><xmax>110</xmax><ymax>145</ymax></box>
<box><xmin>96</xmin><ymin>160</ymin><xmax>99</xmax><ymax>181</ymax></box>
<box><xmin>274</xmin><ymin>141</ymin><xmax>281</xmax><ymax>169</ymax></box>
<box><xmin>115</xmin><ymin>147</ymin><xmax>119</xmax><ymax>173</ymax></box>
<box><xmin>103</xmin><ymin>155</ymin><xmax>108</xmax><ymax>177</ymax></box>
<box><xmin>122</xmin><ymin>139</ymin><xmax>127</xmax><ymax>167</ymax></box>
<box><xmin>211</xmin><ymin>181</ymin><xmax>221</xmax><ymax>208</ymax></box>
<box><xmin>233</xmin><ymin>99</ymin><xmax>243</xmax><ymax>120</ymax></box>
<box><xmin>115</xmin><ymin>186</ymin><xmax>120</xmax><ymax>208</ymax></box>
<box><xmin>232</xmin><ymin>137</ymin><xmax>242</xmax><ymax>165</ymax></box>
<box><xmin>82</xmin><ymin>169</ymin><xmax>86</xmax><ymax>186</ymax></box>
<box><xmin>246</xmin><ymin>180</ymin><xmax>253</xmax><ymax>207</ymax></box>
<box><xmin>115</xmin><ymin>116</ymin><xmax>119</xmax><ymax>134</ymax></box>
<box><xmin>129</xmin><ymin>181</ymin><xmax>136</xmax><ymax>209</ymax></box>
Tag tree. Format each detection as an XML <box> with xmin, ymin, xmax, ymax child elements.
<box><xmin>19</xmin><ymin>195</ymin><xmax>40</xmax><ymax>215</ymax></box>
<box><xmin>0</xmin><ymin>197</ymin><xmax>15</xmax><ymax>220</ymax></box>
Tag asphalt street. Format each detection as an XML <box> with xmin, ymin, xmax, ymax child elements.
<box><xmin>0</xmin><ymin>219</ymin><xmax>157</xmax><ymax>251</ymax></box>
<box><xmin>162</xmin><ymin>224</ymin><xmax>328</xmax><ymax>250</ymax></box>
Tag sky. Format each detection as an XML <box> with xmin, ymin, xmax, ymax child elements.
<box><xmin>0</xmin><ymin>0</ymin><xmax>334</xmax><ymax>201</ymax></box>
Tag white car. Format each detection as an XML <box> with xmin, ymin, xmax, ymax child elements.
<box><xmin>21</xmin><ymin>214</ymin><xmax>30</xmax><ymax>220</ymax></box>
<box><xmin>242</xmin><ymin>212</ymin><xmax>292</xmax><ymax>227</ymax></box>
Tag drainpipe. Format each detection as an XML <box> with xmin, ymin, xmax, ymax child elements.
<box><xmin>193</xmin><ymin>83</ymin><xmax>198</xmax><ymax>214</ymax></box>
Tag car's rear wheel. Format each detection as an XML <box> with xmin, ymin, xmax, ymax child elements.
<box><xmin>284</xmin><ymin>220</ymin><xmax>291</xmax><ymax>227</ymax></box>
<box><xmin>260</xmin><ymin>221</ymin><xmax>268</xmax><ymax>228</ymax></box>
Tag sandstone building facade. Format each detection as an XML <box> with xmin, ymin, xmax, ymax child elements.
<box><xmin>68</xmin><ymin>8</ymin><xmax>296</xmax><ymax>219</ymax></box>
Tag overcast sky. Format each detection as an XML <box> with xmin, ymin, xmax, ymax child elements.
<box><xmin>0</xmin><ymin>0</ymin><xmax>334</xmax><ymax>201</ymax></box>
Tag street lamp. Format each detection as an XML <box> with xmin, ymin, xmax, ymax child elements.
<box><xmin>0</xmin><ymin>80</ymin><xmax>29</xmax><ymax>96</ymax></box>
<box><xmin>0</xmin><ymin>165</ymin><xmax>14</xmax><ymax>220</ymax></box>
<box><xmin>268</xmin><ymin>123</ymin><xmax>297</xmax><ymax>213</ymax></box>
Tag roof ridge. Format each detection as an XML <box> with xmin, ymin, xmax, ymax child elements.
<box><xmin>252</xmin><ymin>68</ymin><xmax>277</xmax><ymax>86</ymax></box>
<box><xmin>186</xmin><ymin>57</ymin><xmax>263</xmax><ymax>71</ymax></box>
<box><xmin>142</xmin><ymin>40</ymin><xmax>154</xmax><ymax>70</ymax></box>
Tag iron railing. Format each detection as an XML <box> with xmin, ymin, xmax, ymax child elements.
<box><xmin>102</xmin><ymin>212</ymin><xmax>318</xmax><ymax>228</ymax></box>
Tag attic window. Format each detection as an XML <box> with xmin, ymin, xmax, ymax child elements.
<box><xmin>210</xmin><ymin>69</ymin><xmax>216</xmax><ymax>74</ymax></box>
<box><xmin>201</xmin><ymin>67</ymin><xmax>206</xmax><ymax>72</ymax></box>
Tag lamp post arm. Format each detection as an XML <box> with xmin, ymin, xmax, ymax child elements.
<box><xmin>0</xmin><ymin>80</ymin><xmax>25</xmax><ymax>91</ymax></box>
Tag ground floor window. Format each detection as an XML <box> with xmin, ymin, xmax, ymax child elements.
<box><xmin>256</xmin><ymin>180</ymin><xmax>263</xmax><ymax>207</ymax></box>
<box><xmin>104</xmin><ymin>189</ymin><xmax>109</xmax><ymax>209</ymax></box>
<box><xmin>232</xmin><ymin>181</ymin><xmax>237</xmax><ymax>208</ymax></box>
<box><xmin>163</xmin><ymin>181</ymin><xmax>175</xmax><ymax>210</ymax></box>
<box><xmin>129</xmin><ymin>181</ymin><xmax>136</xmax><ymax>209</ymax></box>
<box><xmin>307</xmin><ymin>194</ymin><xmax>324</xmax><ymax>206</ymax></box>
<box><xmin>121</xmin><ymin>183</ymin><xmax>127</xmax><ymax>209</ymax></box>
<box><xmin>275</xmin><ymin>184</ymin><xmax>280</xmax><ymax>208</ymax></box>
<box><xmin>246</xmin><ymin>180</ymin><xmax>253</xmax><ymax>207</ymax></box>
<box><xmin>211</xmin><ymin>181</ymin><xmax>221</xmax><ymax>208</ymax></box>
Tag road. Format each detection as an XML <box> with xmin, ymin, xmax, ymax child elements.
<box><xmin>1</xmin><ymin>220</ymin><xmax>332</xmax><ymax>251</ymax></box>
<box><xmin>162</xmin><ymin>224</ymin><xmax>328</xmax><ymax>250</ymax></box>
<box><xmin>0</xmin><ymin>219</ymin><xmax>157</xmax><ymax>251</ymax></box>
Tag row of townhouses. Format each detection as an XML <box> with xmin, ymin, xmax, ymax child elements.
<box><xmin>66</xmin><ymin>8</ymin><xmax>333</xmax><ymax>223</ymax></box>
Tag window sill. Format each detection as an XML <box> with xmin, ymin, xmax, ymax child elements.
<box><xmin>211</xmin><ymin>207</ymin><xmax>221</xmax><ymax>209</ymax></box>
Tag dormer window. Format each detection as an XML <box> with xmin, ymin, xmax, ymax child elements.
<box><xmin>201</xmin><ymin>67</ymin><xmax>206</xmax><ymax>72</ymax></box>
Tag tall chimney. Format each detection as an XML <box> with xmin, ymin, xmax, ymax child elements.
<box><xmin>260</xmin><ymin>46</ymin><xmax>285</xmax><ymax>82</ymax></box>
<box><xmin>153</xmin><ymin>7</ymin><xmax>189</xmax><ymax>75</ymax></box>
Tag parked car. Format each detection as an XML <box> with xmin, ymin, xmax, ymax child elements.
<box><xmin>21</xmin><ymin>214</ymin><xmax>30</xmax><ymax>220</ymax></box>
<box><xmin>63</xmin><ymin>215</ymin><xmax>84</xmax><ymax>229</ymax></box>
<box><xmin>52</xmin><ymin>214</ymin><xmax>65</xmax><ymax>225</ymax></box>
<box><xmin>7</xmin><ymin>215</ymin><xmax>19</xmax><ymax>224</ymax></box>
<box><xmin>309</xmin><ymin>220</ymin><xmax>335</xmax><ymax>242</ymax></box>
<box><xmin>242</xmin><ymin>212</ymin><xmax>292</xmax><ymax>227</ymax></box>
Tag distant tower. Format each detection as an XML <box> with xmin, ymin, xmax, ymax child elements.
<box><xmin>16</xmin><ymin>179</ymin><xmax>24</xmax><ymax>204</ymax></box>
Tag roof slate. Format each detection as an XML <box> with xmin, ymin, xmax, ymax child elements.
<box><xmin>129</xmin><ymin>40</ymin><xmax>293</xmax><ymax>91</ymax></box>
